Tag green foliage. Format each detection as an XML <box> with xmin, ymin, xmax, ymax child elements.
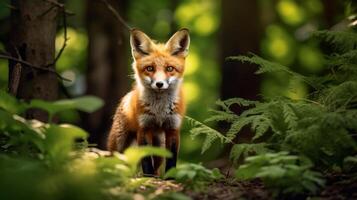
<box><xmin>30</xmin><ymin>96</ymin><xmax>104</xmax><ymax>121</ymax></box>
<box><xmin>186</xmin><ymin>116</ymin><xmax>230</xmax><ymax>154</ymax></box>
<box><xmin>189</xmin><ymin>29</ymin><xmax>357</xmax><ymax>168</ymax></box>
<box><xmin>230</xmin><ymin>143</ymin><xmax>269</xmax><ymax>165</ymax></box>
<box><xmin>165</xmin><ymin>163</ymin><xmax>223</xmax><ymax>190</ymax></box>
<box><xmin>124</xmin><ymin>146</ymin><xmax>172</xmax><ymax>175</ymax></box>
<box><xmin>343</xmin><ymin>155</ymin><xmax>357</xmax><ymax>173</ymax></box>
<box><xmin>236</xmin><ymin>152</ymin><xmax>325</xmax><ymax>196</ymax></box>
<box><xmin>0</xmin><ymin>90</ymin><xmax>176</xmax><ymax>199</ymax></box>
<box><xmin>314</xmin><ymin>30</ymin><xmax>357</xmax><ymax>52</ymax></box>
<box><xmin>0</xmin><ymin>90</ymin><xmax>27</xmax><ymax>114</ymax></box>
<box><xmin>187</xmin><ymin>28</ymin><xmax>357</xmax><ymax>197</ymax></box>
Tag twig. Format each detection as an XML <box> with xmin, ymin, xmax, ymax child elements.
<box><xmin>40</xmin><ymin>0</ymin><xmax>70</xmax><ymax>68</ymax></box>
<box><xmin>8</xmin><ymin>46</ymin><xmax>23</xmax><ymax>95</ymax></box>
<box><xmin>5</xmin><ymin>3</ymin><xmax>18</xmax><ymax>10</ymax></box>
<box><xmin>99</xmin><ymin>0</ymin><xmax>132</xmax><ymax>31</ymax></box>
<box><xmin>41</xmin><ymin>0</ymin><xmax>75</xmax><ymax>15</ymax></box>
<box><xmin>53</xmin><ymin>7</ymin><xmax>68</xmax><ymax>64</ymax></box>
<box><xmin>0</xmin><ymin>52</ymin><xmax>70</xmax><ymax>82</ymax></box>
<box><xmin>9</xmin><ymin>63</ymin><xmax>21</xmax><ymax>95</ymax></box>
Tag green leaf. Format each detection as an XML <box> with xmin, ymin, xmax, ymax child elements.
<box><xmin>164</xmin><ymin>163</ymin><xmax>222</xmax><ymax>190</ymax></box>
<box><xmin>123</xmin><ymin>146</ymin><xmax>172</xmax><ymax>172</ymax></box>
<box><xmin>30</xmin><ymin>96</ymin><xmax>104</xmax><ymax>117</ymax></box>
<box><xmin>0</xmin><ymin>90</ymin><xmax>27</xmax><ymax>114</ymax></box>
<box><xmin>44</xmin><ymin>124</ymin><xmax>87</xmax><ymax>166</ymax></box>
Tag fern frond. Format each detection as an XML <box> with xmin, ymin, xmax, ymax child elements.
<box><xmin>251</xmin><ymin>114</ymin><xmax>271</xmax><ymax>140</ymax></box>
<box><xmin>226</xmin><ymin>116</ymin><xmax>256</xmax><ymax>141</ymax></box>
<box><xmin>228</xmin><ymin>54</ymin><xmax>322</xmax><ymax>89</ymax></box>
<box><xmin>283</xmin><ymin>103</ymin><xmax>298</xmax><ymax>130</ymax></box>
<box><xmin>321</xmin><ymin>81</ymin><xmax>357</xmax><ymax>110</ymax></box>
<box><xmin>205</xmin><ymin>109</ymin><xmax>238</xmax><ymax>123</ymax></box>
<box><xmin>185</xmin><ymin>116</ymin><xmax>232</xmax><ymax>154</ymax></box>
<box><xmin>314</xmin><ymin>30</ymin><xmax>357</xmax><ymax>52</ymax></box>
<box><xmin>215</xmin><ymin>99</ymin><xmax>234</xmax><ymax>113</ymax></box>
<box><xmin>222</xmin><ymin>98</ymin><xmax>258</xmax><ymax>107</ymax></box>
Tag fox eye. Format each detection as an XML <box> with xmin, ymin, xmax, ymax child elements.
<box><xmin>146</xmin><ymin>66</ymin><xmax>154</xmax><ymax>72</ymax></box>
<box><xmin>166</xmin><ymin>66</ymin><xmax>174</xmax><ymax>72</ymax></box>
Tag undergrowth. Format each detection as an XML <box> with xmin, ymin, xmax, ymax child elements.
<box><xmin>188</xmin><ymin>28</ymin><xmax>357</xmax><ymax>197</ymax></box>
<box><xmin>0</xmin><ymin>91</ymin><xmax>186</xmax><ymax>200</ymax></box>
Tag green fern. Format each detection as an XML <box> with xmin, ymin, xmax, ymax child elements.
<box><xmin>185</xmin><ymin>116</ymin><xmax>231</xmax><ymax>154</ymax></box>
<box><xmin>188</xmin><ymin>28</ymin><xmax>357</xmax><ymax>169</ymax></box>
<box><xmin>228</xmin><ymin>54</ymin><xmax>323</xmax><ymax>89</ymax></box>
<box><xmin>314</xmin><ymin>30</ymin><xmax>357</xmax><ymax>52</ymax></box>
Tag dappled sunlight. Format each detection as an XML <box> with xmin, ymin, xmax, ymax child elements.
<box><xmin>175</xmin><ymin>2</ymin><xmax>203</xmax><ymax>25</ymax></box>
<box><xmin>298</xmin><ymin>45</ymin><xmax>324</xmax><ymax>73</ymax></box>
<box><xmin>277</xmin><ymin>0</ymin><xmax>305</xmax><ymax>26</ymax></box>
<box><xmin>285</xmin><ymin>79</ymin><xmax>308</xmax><ymax>100</ymax></box>
<box><xmin>194</xmin><ymin>13</ymin><xmax>218</xmax><ymax>36</ymax></box>
<box><xmin>185</xmin><ymin>49</ymin><xmax>199</xmax><ymax>75</ymax></box>
<box><xmin>183</xmin><ymin>81</ymin><xmax>200</xmax><ymax>103</ymax></box>
<box><xmin>70</xmin><ymin>157</ymin><xmax>97</xmax><ymax>176</ymax></box>
<box><xmin>269</xmin><ymin>37</ymin><xmax>288</xmax><ymax>58</ymax></box>
<box><xmin>55</xmin><ymin>28</ymin><xmax>88</xmax><ymax>72</ymax></box>
<box><xmin>262</xmin><ymin>25</ymin><xmax>295</xmax><ymax>65</ymax></box>
<box><xmin>175</xmin><ymin>1</ymin><xmax>217</xmax><ymax>36</ymax></box>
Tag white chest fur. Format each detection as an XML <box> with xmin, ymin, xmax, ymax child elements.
<box><xmin>138</xmin><ymin>88</ymin><xmax>182</xmax><ymax>129</ymax></box>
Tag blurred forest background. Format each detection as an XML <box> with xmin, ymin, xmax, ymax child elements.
<box><xmin>0</xmin><ymin>0</ymin><xmax>354</xmax><ymax>164</ymax></box>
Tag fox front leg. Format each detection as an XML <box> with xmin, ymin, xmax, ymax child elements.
<box><xmin>165</xmin><ymin>129</ymin><xmax>180</xmax><ymax>172</ymax></box>
<box><xmin>137</xmin><ymin>129</ymin><xmax>155</xmax><ymax>175</ymax></box>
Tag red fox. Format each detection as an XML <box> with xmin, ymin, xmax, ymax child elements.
<box><xmin>107</xmin><ymin>28</ymin><xmax>190</xmax><ymax>175</ymax></box>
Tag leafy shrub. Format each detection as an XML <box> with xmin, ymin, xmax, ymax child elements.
<box><xmin>236</xmin><ymin>152</ymin><xmax>325</xmax><ymax>196</ymax></box>
<box><xmin>165</xmin><ymin>163</ymin><xmax>223</xmax><ymax>190</ymax></box>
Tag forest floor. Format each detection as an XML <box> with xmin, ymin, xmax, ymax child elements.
<box><xmin>139</xmin><ymin>173</ymin><xmax>357</xmax><ymax>200</ymax></box>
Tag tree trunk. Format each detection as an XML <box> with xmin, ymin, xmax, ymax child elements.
<box><xmin>8</xmin><ymin>0</ymin><xmax>59</xmax><ymax>122</ymax></box>
<box><xmin>218</xmin><ymin>0</ymin><xmax>262</xmax><ymax>163</ymax></box>
<box><xmin>84</xmin><ymin>0</ymin><xmax>129</xmax><ymax>148</ymax></box>
<box><xmin>220</xmin><ymin>0</ymin><xmax>261</xmax><ymax>102</ymax></box>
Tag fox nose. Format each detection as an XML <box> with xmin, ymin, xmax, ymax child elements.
<box><xmin>156</xmin><ymin>82</ymin><xmax>164</xmax><ymax>88</ymax></box>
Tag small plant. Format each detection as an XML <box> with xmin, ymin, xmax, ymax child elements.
<box><xmin>236</xmin><ymin>152</ymin><xmax>325</xmax><ymax>196</ymax></box>
<box><xmin>0</xmin><ymin>90</ymin><xmax>174</xmax><ymax>199</ymax></box>
<box><xmin>165</xmin><ymin>163</ymin><xmax>223</xmax><ymax>190</ymax></box>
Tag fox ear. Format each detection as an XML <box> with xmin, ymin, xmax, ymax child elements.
<box><xmin>165</xmin><ymin>28</ymin><xmax>190</xmax><ymax>58</ymax></box>
<box><xmin>130</xmin><ymin>29</ymin><xmax>154</xmax><ymax>59</ymax></box>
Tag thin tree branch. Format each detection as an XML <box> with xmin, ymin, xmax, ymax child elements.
<box><xmin>99</xmin><ymin>0</ymin><xmax>132</xmax><ymax>31</ymax></box>
<box><xmin>40</xmin><ymin>0</ymin><xmax>70</xmax><ymax>68</ymax></box>
<box><xmin>53</xmin><ymin>7</ymin><xmax>68</xmax><ymax>64</ymax></box>
<box><xmin>8</xmin><ymin>46</ymin><xmax>23</xmax><ymax>95</ymax></box>
<box><xmin>0</xmin><ymin>52</ymin><xmax>70</xmax><ymax>82</ymax></box>
<box><xmin>41</xmin><ymin>0</ymin><xmax>75</xmax><ymax>16</ymax></box>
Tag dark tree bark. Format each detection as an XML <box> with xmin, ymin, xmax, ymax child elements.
<box><xmin>220</xmin><ymin>0</ymin><xmax>261</xmax><ymax>102</ymax></box>
<box><xmin>8</xmin><ymin>0</ymin><xmax>59</xmax><ymax>122</ymax></box>
<box><xmin>218</xmin><ymin>0</ymin><xmax>262</xmax><ymax>164</ymax></box>
<box><xmin>84</xmin><ymin>0</ymin><xmax>129</xmax><ymax>148</ymax></box>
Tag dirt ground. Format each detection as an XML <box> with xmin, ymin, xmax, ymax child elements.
<box><xmin>183</xmin><ymin>173</ymin><xmax>357</xmax><ymax>200</ymax></box>
<box><xmin>141</xmin><ymin>172</ymin><xmax>357</xmax><ymax>200</ymax></box>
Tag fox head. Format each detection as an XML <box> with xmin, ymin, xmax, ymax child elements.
<box><xmin>130</xmin><ymin>28</ymin><xmax>190</xmax><ymax>91</ymax></box>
